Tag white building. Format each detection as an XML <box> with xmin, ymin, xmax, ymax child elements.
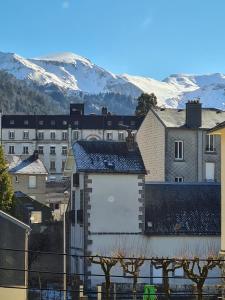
<box><xmin>0</xmin><ymin>104</ymin><xmax>143</xmax><ymax>180</ymax></box>
<box><xmin>65</xmin><ymin>138</ymin><xmax>221</xmax><ymax>290</ymax></box>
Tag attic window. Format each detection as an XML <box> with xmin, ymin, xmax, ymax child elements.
<box><xmin>39</xmin><ymin>120</ymin><xmax>44</xmax><ymax>125</ymax></box>
<box><xmin>118</xmin><ymin>121</ymin><xmax>123</xmax><ymax>126</ymax></box>
<box><xmin>51</xmin><ymin>120</ymin><xmax>56</xmax><ymax>125</ymax></box>
<box><xmin>104</xmin><ymin>160</ymin><xmax>115</xmax><ymax>169</ymax></box>
<box><xmin>24</xmin><ymin>120</ymin><xmax>29</xmax><ymax>125</ymax></box>
<box><xmin>74</xmin><ymin>120</ymin><xmax>79</xmax><ymax>126</ymax></box>
<box><xmin>130</xmin><ymin>120</ymin><xmax>135</xmax><ymax>126</ymax></box>
<box><xmin>107</xmin><ymin>120</ymin><xmax>112</xmax><ymax>126</ymax></box>
<box><xmin>10</xmin><ymin>120</ymin><xmax>14</xmax><ymax>125</ymax></box>
<box><xmin>63</xmin><ymin>120</ymin><xmax>67</xmax><ymax>125</ymax></box>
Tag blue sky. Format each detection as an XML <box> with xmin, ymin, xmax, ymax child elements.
<box><xmin>0</xmin><ymin>0</ymin><xmax>225</xmax><ymax>79</ymax></box>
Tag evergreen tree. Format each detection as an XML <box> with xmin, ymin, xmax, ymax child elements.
<box><xmin>135</xmin><ymin>93</ymin><xmax>158</xmax><ymax>116</ymax></box>
<box><xmin>0</xmin><ymin>145</ymin><xmax>13</xmax><ymax>213</ymax></box>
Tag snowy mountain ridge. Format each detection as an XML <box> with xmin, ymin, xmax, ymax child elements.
<box><xmin>0</xmin><ymin>50</ymin><xmax>225</xmax><ymax>112</ymax></box>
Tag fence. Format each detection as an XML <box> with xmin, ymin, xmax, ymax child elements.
<box><xmin>0</xmin><ymin>247</ymin><xmax>225</xmax><ymax>299</ymax></box>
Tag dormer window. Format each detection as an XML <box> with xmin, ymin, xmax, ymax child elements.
<box><xmin>130</xmin><ymin>120</ymin><xmax>135</xmax><ymax>126</ymax></box>
<box><xmin>24</xmin><ymin>120</ymin><xmax>29</xmax><ymax>125</ymax></box>
<box><xmin>51</xmin><ymin>120</ymin><xmax>56</xmax><ymax>126</ymax></box>
<box><xmin>107</xmin><ymin>121</ymin><xmax>112</xmax><ymax>126</ymax></box>
<box><xmin>39</xmin><ymin>120</ymin><xmax>44</xmax><ymax>126</ymax></box>
<box><xmin>10</xmin><ymin>120</ymin><xmax>14</xmax><ymax>125</ymax></box>
<box><xmin>74</xmin><ymin>120</ymin><xmax>79</xmax><ymax>126</ymax></box>
<box><xmin>118</xmin><ymin>121</ymin><xmax>123</xmax><ymax>126</ymax></box>
<box><xmin>63</xmin><ymin>120</ymin><xmax>67</xmax><ymax>125</ymax></box>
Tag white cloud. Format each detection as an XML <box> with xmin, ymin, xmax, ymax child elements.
<box><xmin>140</xmin><ymin>17</ymin><xmax>152</xmax><ymax>30</ymax></box>
<box><xmin>62</xmin><ymin>1</ymin><xmax>70</xmax><ymax>9</ymax></box>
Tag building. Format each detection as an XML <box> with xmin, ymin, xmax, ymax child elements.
<box><xmin>64</xmin><ymin>137</ymin><xmax>146</xmax><ymax>286</ymax></box>
<box><xmin>0</xmin><ymin>210</ymin><xmax>30</xmax><ymax>300</ymax></box>
<box><xmin>137</xmin><ymin>101</ymin><xmax>225</xmax><ymax>183</ymax></box>
<box><xmin>8</xmin><ymin>151</ymin><xmax>48</xmax><ymax>204</ymax></box>
<box><xmin>1</xmin><ymin>103</ymin><xmax>143</xmax><ymax>180</ymax></box>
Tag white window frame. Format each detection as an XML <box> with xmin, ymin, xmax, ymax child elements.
<box><xmin>174</xmin><ymin>140</ymin><xmax>184</xmax><ymax>160</ymax></box>
<box><xmin>50</xmin><ymin>160</ymin><xmax>56</xmax><ymax>171</ymax></box>
<box><xmin>62</xmin><ymin>131</ymin><xmax>68</xmax><ymax>140</ymax></box>
<box><xmin>106</xmin><ymin>132</ymin><xmax>113</xmax><ymax>140</ymax></box>
<box><xmin>9</xmin><ymin>130</ymin><xmax>15</xmax><ymax>140</ymax></box>
<box><xmin>62</xmin><ymin>146</ymin><xmax>67</xmax><ymax>156</ymax></box>
<box><xmin>206</xmin><ymin>134</ymin><xmax>215</xmax><ymax>152</ymax></box>
<box><xmin>38</xmin><ymin>145</ymin><xmax>44</xmax><ymax>155</ymax></box>
<box><xmin>50</xmin><ymin>146</ymin><xmax>56</xmax><ymax>155</ymax></box>
<box><xmin>118</xmin><ymin>131</ymin><xmax>125</xmax><ymax>141</ymax></box>
<box><xmin>29</xmin><ymin>175</ymin><xmax>37</xmax><ymax>188</ymax></box>
<box><xmin>38</xmin><ymin>131</ymin><xmax>44</xmax><ymax>140</ymax></box>
<box><xmin>8</xmin><ymin>145</ymin><xmax>15</xmax><ymax>154</ymax></box>
<box><xmin>23</xmin><ymin>131</ymin><xmax>29</xmax><ymax>140</ymax></box>
<box><xmin>50</xmin><ymin>131</ymin><xmax>56</xmax><ymax>140</ymax></box>
<box><xmin>175</xmin><ymin>177</ymin><xmax>184</xmax><ymax>183</ymax></box>
<box><xmin>23</xmin><ymin>146</ymin><xmax>29</xmax><ymax>154</ymax></box>
<box><xmin>73</xmin><ymin>130</ymin><xmax>79</xmax><ymax>141</ymax></box>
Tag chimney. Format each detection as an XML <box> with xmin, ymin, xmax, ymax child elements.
<box><xmin>33</xmin><ymin>150</ymin><xmax>39</xmax><ymax>160</ymax></box>
<box><xmin>126</xmin><ymin>130</ymin><xmax>136</xmax><ymax>151</ymax></box>
<box><xmin>102</xmin><ymin>107</ymin><xmax>108</xmax><ymax>115</ymax></box>
<box><xmin>70</xmin><ymin>103</ymin><xmax>85</xmax><ymax>116</ymax></box>
<box><xmin>186</xmin><ymin>100</ymin><xmax>202</xmax><ymax>128</ymax></box>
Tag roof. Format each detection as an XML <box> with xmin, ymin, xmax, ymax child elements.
<box><xmin>209</xmin><ymin>120</ymin><xmax>225</xmax><ymax>133</ymax></box>
<box><xmin>8</xmin><ymin>155</ymin><xmax>48</xmax><ymax>175</ymax></box>
<box><xmin>73</xmin><ymin>140</ymin><xmax>146</xmax><ymax>174</ymax></box>
<box><xmin>153</xmin><ymin>107</ymin><xmax>225</xmax><ymax>129</ymax></box>
<box><xmin>0</xmin><ymin>210</ymin><xmax>31</xmax><ymax>231</ymax></box>
<box><xmin>2</xmin><ymin>114</ymin><xmax>144</xmax><ymax>130</ymax></box>
<box><xmin>145</xmin><ymin>182</ymin><xmax>220</xmax><ymax>236</ymax></box>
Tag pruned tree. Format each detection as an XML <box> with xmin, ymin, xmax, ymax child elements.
<box><xmin>151</xmin><ymin>257</ymin><xmax>182</xmax><ymax>298</ymax></box>
<box><xmin>135</xmin><ymin>93</ymin><xmax>158</xmax><ymax>116</ymax></box>
<box><xmin>117</xmin><ymin>250</ymin><xmax>145</xmax><ymax>300</ymax></box>
<box><xmin>0</xmin><ymin>145</ymin><xmax>14</xmax><ymax>213</ymax></box>
<box><xmin>89</xmin><ymin>255</ymin><xmax>118</xmax><ymax>300</ymax></box>
<box><xmin>181</xmin><ymin>256</ymin><xmax>221</xmax><ymax>300</ymax></box>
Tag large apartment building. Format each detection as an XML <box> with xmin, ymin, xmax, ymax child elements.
<box><xmin>0</xmin><ymin>104</ymin><xmax>143</xmax><ymax>179</ymax></box>
<box><xmin>137</xmin><ymin>100</ymin><xmax>225</xmax><ymax>183</ymax></box>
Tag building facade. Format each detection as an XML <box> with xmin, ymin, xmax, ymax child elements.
<box><xmin>137</xmin><ymin>101</ymin><xmax>225</xmax><ymax>183</ymax></box>
<box><xmin>0</xmin><ymin>104</ymin><xmax>143</xmax><ymax>180</ymax></box>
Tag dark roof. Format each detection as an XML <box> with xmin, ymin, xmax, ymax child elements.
<box><xmin>145</xmin><ymin>183</ymin><xmax>220</xmax><ymax>236</ymax></box>
<box><xmin>153</xmin><ymin>107</ymin><xmax>225</xmax><ymax>129</ymax></box>
<box><xmin>73</xmin><ymin>140</ymin><xmax>146</xmax><ymax>174</ymax></box>
<box><xmin>2</xmin><ymin>114</ymin><xmax>143</xmax><ymax>130</ymax></box>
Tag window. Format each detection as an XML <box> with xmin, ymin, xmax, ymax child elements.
<box><xmin>106</xmin><ymin>132</ymin><xmax>113</xmax><ymax>140</ymax></box>
<box><xmin>15</xmin><ymin>176</ymin><xmax>19</xmax><ymax>183</ymax></box>
<box><xmin>51</xmin><ymin>120</ymin><xmax>55</xmax><ymax>126</ymax></box>
<box><xmin>74</xmin><ymin>120</ymin><xmax>79</xmax><ymax>126</ymax></box>
<box><xmin>118</xmin><ymin>120</ymin><xmax>123</xmax><ymax>126</ymax></box>
<box><xmin>107</xmin><ymin>120</ymin><xmax>112</xmax><ymax>126</ymax></box>
<box><xmin>39</xmin><ymin>120</ymin><xmax>44</xmax><ymax>125</ymax></box>
<box><xmin>63</xmin><ymin>120</ymin><xmax>67</xmax><ymax>125</ymax></box>
<box><xmin>118</xmin><ymin>132</ymin><xmax>125</xmax><ymax>141</ymax></box>
<box><xmin>23</xmin><ymin>146</ymin><xmax>29</xmax><ymax>154</ymax></box>
<box><xmin>24</xmin><ymin>120</ymin><xmax>28</xmax><ymax>125</ymax></box>
<box><xmin>50</xmin><ymin>160</ymin><xmax>56</xmax><ymax>171</ymax></box>
<box><xmin>38</xmin><ymin>131</ymin><xmax>44</xmax><ymax>140</ymax></box>
<box><xmin>23</xmin><ymin>131</ymin><xmax>29</xmax><ymax>140</ymax></box>
<box><xmin>206</xmin><ymin>162</ymin><xmax>215</xmax><ymax>181</ymax></box>
<box><xmin>8</xmin><ymin>145</ymin><xmax>15</xmax><ymax>154</ymax></box>
<box><xmin>72</xmin><ymin>191</ymin><xmax>75</xmax><ymax>210</ymax></box>
<box><xmin>29</xmin><ymin>175</ymin><xmax>37</xmax><ymax>188</ymax></box>
<box><xmin>50</xmin><ymin>146</ymin><xmax>56</xmax><ymax>155</ymax></box>
<box><xmin>10</xmin><ymin>119</ymin><xmax>14</xmax><ymax>125</ymax></box>
<box><xmin>38</xmin><ymin>146</ymin><xmax>44</xmax><ymax>155</ymax></box>
<box><xmin>174</xmin><ymin>141</ymin><xmax>183</xmax><ymax>160</ymax></box>
<box><xmin>130</xmin><ymin>120</ymin><xmax>135</xmax><ymax>126</ymax></box>
<box><xmin>73</xmin><ymin>130</ymin><xmax>79</xmax><ymax>141</ymax></box>
<box><xmin>62</xmin><ymin>131</ymin><xmax>68</xmax><ymax>140</ymax></box>
<box><xmin>77</xmin><ymin>190</ymin><xmax>84</xmax><ymax>225</ymax></box>
<box><xmin>62</xmin><ymin>146</ymin><xmax>67</xmax><ymax>155</ymax></box>
<box><xmin>175</xmin><ymin>177</ymin><xmax>184</xmax><ymax>183</ymax></box>
<box><xmin>206</xmin><ymin>134</ymin><xmax>215</xmax><ymax>152</ymax></box>
<box><xmin>62</xmin><ymin>160</ymin><xmax>66</xmax><ymax>171</ymax></box>
<box><xmin>50</xmin><ymin>131</ymin><xmax>56</xmax><ymax>140</ymax></box>
<box><xmin>30</xmin><ymin>211</ymin><xmax>42</xmax><ymax>224</ymax></box>
<box><xmin>9</xmin><ymin>130</ymin><xmax>15</xmax><ymax>140</ymax></box>
<box><xmin>73</xmin><ymin>173</ymin><xmax>80</xmax><ymax>187</ymax></box>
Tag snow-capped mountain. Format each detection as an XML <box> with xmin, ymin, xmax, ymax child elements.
<box><xmin>1</xmin><ymin>50</ymin><xmax>225</xmax><ymax>113</ymax></box>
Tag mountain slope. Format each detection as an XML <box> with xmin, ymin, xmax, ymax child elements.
<box><xmin>0</xmin><ymin>51</ymin><xmax>225</xmax><ymax>113</ymax></box>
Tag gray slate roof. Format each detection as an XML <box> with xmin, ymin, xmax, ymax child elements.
<box><xmin>153</xmin><ymin>108</ymin><xmax>225</xmax><ymax>128</ymax></box>
<box><xmin>145</xmin><ymin>183</ymin><xmax>220</xmax><ymax>236</ymax></box>
<box><xmin>73</xmin><ymin>140</ymin><xmax>146</xmax><ymax>174</ymax></box>
<box><xmin>9</xmin><ymin>155</ymin><xmax>48</xmax><ymax>175</ymax></box>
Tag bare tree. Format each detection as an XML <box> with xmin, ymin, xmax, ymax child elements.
<box><xmin>117</xmin><ymin>250</ymin><xmax>145</xmax><ymax>300</ymax></box>
<box><xmin>89</xmin><ymin>255</ymin><xmax>118</xmax><ymax>300</ymax></box>
<box><xmin>181</xmin><ymin>256</ymin><xmax>221</xmax><ymax>300</ymax></box>
<box><xmin>151</xmin><ymin>257</ymin><xmax>182</xmax><ymax>299</ymax></box>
